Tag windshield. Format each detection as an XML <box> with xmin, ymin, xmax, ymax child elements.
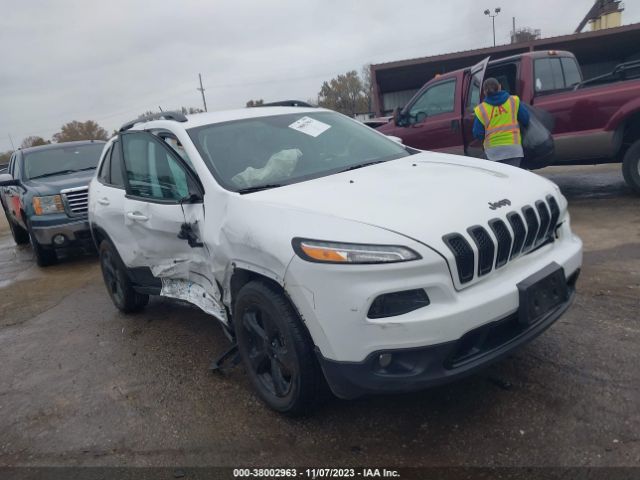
<box><xmin>24</xmin><ymin>143</ymin><xmax>104</xmax><ymax>180</ymax></box>
<box><xmin>188</xmin><ymin>111</ymin><xmax>410</xmax><ymax>192</ymax></box>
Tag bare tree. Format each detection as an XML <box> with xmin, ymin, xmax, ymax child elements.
<box><xmin>246</xmin><ymin>99</ymin><xmax>264</xmax><ymax>107</ymax></box>
<box><xmin>20</xmin><ymin>136</ymin><xmax>50</xmax><ymax>148</ymax></box>
<box><xmin>0</xmin><ymin>151</ymin><xmax>12</xmax><ymax>165</ymax></box>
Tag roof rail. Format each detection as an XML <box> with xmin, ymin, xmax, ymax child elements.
<box><xmin>119</xmin><ymin>111</ymin><xmax>188</xmax><ymax>132</ymax></box>
<box><xmin>257</xmin><ymin>100</ymin><xmax>315</xmax><ymax>108</ymax></box>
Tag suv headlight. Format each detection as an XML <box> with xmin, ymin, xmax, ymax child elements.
<box><xmin>292</xmin><ymin>238</ymin><xmax>421</xmax><ymax>264</ymax></box>
<box><xmin>33</xmin><ymin>195</ymin><xmax>64</xmax><ymax>215</ymax></box>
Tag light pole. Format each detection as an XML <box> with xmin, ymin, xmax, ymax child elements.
<box><xmin>484</xmin><ymin>7</ymin><xmax>501</xmax><ymax>47</ymax></box>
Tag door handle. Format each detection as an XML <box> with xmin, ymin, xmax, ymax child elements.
<box><xmin>97</xmin><ymin>198</ymin><xmax>110</xmax><ymax>206</ymax></box>
<box><xmin>126</xmin><ymin>211</ymin><xmax>149</xmax><ymax>222</ymax></box>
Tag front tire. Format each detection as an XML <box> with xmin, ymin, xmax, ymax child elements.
<box><xmin>5</xmin><ymin>211</ymin><xmax>29</xmax><ymax>245</ymax></box>
<box><xmin>28</xmin><ymin>224</ymin><xmax>57</xmax><ymax>267</ymax></box>
<box><xmin>234</xmin><ymin>280</ymin><xmax>325</xmax><ymax>415</ymax></box>
<box><xmin>622</xmin><ymin>139</ymin><xmax>640</xmax><ymax>195</ymax></box>
<box><xmin>99</xmin><ymin>240</ymin><xmax>149</xmax><ymax>313</ymax></box>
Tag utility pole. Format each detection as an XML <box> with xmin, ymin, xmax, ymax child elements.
<box><xmin>484</xmin><ymin>7</ymin><xmax>501</xmax><ymax>47</ymax></box>
<box><xmin>7</xmin><ymin>134</ymin><xmax>15</xmax><ymax>150</ymax></box>
<box><xmin>197</xmin><ymin>73</ymin><xmax>208</xmax><ymax>112</ymax></box>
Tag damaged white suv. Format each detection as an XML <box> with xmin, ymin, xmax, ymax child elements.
<box><xmin>89</xmin><ymin>106</ymin><xmax>582</xmax><ymax>414</ymax></box>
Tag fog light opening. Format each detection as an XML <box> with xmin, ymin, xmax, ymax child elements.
<box><xmin>367</xmin><ymin>289</ymin><xmax>430</xmax><ymax>319</ymax></box>
<box><xmin>378</xmin><ymin>353</ymin><xmax>393</xmax><ymax>369</ymax></box>
<box><xmin>53</xmin><ymin>234</ymin><xmax>67</xmax><ymax>246</ymax></box>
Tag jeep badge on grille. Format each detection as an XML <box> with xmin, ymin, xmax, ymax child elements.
<box><xmin>488</xmin><ymin>199</ymin><xmax>511</xmax><ymax>210</ymax></box>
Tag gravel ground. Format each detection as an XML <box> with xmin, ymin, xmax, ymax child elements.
<box><xmin>0</xmin><ymin>164</ymin><xmax>638</xmax><ymax>468</ymax></box>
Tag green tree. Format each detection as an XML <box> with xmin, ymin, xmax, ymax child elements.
<box><xmin>53</xmin><ymin>120</ymin><xmax>109</xmax><ymax>143</ymax></box>
<box><xmin>20</xmin><ymin>136</ymin><xmax>50</xmax><ymax>148</ymax></box>
<box><xmin>317</xmin><ymin>70</ymin><xmax>370</xmax><ymax>116</ymax></box>
<box><xmin>246</xmin><ymin>99</ymin><xmax>264</xmax><ymax>107</ymax></box>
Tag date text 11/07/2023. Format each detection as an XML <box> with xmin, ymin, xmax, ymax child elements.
<box><xmin>232</xmin><ymin>468</ymin><xmax>401</xmax><ymax>478</ymax></box>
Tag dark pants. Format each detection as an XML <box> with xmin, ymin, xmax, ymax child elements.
<box><xmin>498</xmin><ymin>157</ymin><xmax>522</xmax><ymax>168</ymax></box>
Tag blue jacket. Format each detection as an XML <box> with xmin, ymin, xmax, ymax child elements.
<box><xmin>472</xmin><ymin>91</ymin><xmax>530</xmax><ymax>141</ymax></box>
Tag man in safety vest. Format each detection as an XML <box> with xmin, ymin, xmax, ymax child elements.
<box><xmin>473</xmin><ymin>78</ymin><xmax>530</xmax><ymax>167</ymax></box>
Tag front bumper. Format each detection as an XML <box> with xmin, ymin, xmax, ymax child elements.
<box><xmin>30</xmin><ymin>216</ymin><xmax>92</xmax><ymax>248</ymax></box>
<box><xmin>318</xmin><ymin>269</ymin><xmax>578</xmax><ymax>399</ymax></box>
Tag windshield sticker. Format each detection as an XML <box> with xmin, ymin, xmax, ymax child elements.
<box><xmin>288</xmin><ymin>116</ymin><xmax>331</xmax><ymax>137</ymax></box>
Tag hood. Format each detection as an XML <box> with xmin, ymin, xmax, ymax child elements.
<box><xmin>484</xmin><ymin>90</ymin><xmax>511</xmax><ymax>106</ymax></box>
<box><xmin>249</xmin><ymin>152</ymin><xmax>560</xmax><ymax>250</ymax></box>
<box><xmin>23</xmin><ymin>169</ymin><xmax>95</xmax><ymax>196</ymax></box>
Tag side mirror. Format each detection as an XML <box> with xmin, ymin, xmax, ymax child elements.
<box><xmin>386</xmin><ymin>135</ymin><xmax>403</xmax><ymax>144</ymax></box>
<box><xmin>0</xmin><ymin>173</ymin><xmax>20</xmax><ymax>188</ymax></box>
<box><xmin>393</xmin><ymin>107</ymin><xmax>403</xmax><ymax>126</ymax></box>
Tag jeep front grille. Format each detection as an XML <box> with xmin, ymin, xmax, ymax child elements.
<box><xmin>61</xmin><ymin>186</ymin><xmax>89</xmax><ymax>217</ymax></box>
<box><xmin>443</xmin><ymin>195</ymin><xmax>561</xmax><ymax>285</ymax></box>
<box><xmin>443</xmin><ymin>233</ymin><xmax>475</xmax><ymax>284</ymax></box>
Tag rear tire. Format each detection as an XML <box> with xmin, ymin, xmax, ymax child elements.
<box><xmin>234</xmin><ymin>280</ymin><xmax>326</xmax><ymax>415</ymax></box>
<box><xmin>28</xmin><ymin>223</ymin><xmax>57</xmax><ymax>267</ymax></box>
<box><xmin>622</xmin><ymin>139</ymin><xmax>640</xmax><ymax>195</ymax></box>
<box><xmin>5</xmin><ymin>211</ymin><xmax>29</xmax><ymax>245</ymax></box>
<box><xmin>99</xmin><ymin>240</ymin><xmax>149</xmax><ymax>313</ymax></box>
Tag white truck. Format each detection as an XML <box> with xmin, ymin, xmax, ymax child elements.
<box><xmin>88</xmin><ymin>106</ymin><xmax>582</xmax><ymax>414</ymax></box>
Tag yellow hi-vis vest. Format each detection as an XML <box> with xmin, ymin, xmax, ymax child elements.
<box><xmin>474</xmin><ymin>95</ymin><xmax>522</xmax><ymax>149</ymax></box>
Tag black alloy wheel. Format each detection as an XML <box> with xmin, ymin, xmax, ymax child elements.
<box><xmin>241</xmin><ymin>307</ymin><xmax>295</xmax><ymax>398</ymax></box>
<box><xmin>98</xmin><ymin>240</ymin><xmax>148</xmax><ymax>313</ymax></box>
<box><xmin>234</xmin><ymin>280</ymin><xmax>326</xmax><ymax>415</ymax></box>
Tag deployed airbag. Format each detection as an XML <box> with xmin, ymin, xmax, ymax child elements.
<box><xmin>232</xmin><ymin>148</ymin><xmax>302</xmax><ymax>188</ymax></box>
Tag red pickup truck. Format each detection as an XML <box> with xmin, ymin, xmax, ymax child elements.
<box><xmin>378</xmin><ymin>50</ymin><xmax>640</xmax><ymax>193</ymax></box>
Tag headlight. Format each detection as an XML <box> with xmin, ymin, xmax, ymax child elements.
<box><xmin>33</xmin><ymin>195</ymin><xmax>64</xmax><ymax>215</ymax></box>
<box><xmin>292</xmin><ymin>238</ymin><xmax>421</xmax><ymax>264</ymax></box>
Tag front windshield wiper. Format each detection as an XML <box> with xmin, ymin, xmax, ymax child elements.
<box><xmin>29</xmin><ymin>170</ymin><xmax>77</xmax><ymax>179</ymax></box>
<box><xmin>29</xmin><ymin>166</ymin><xmax>96</xmax><ymax>180</ymax></box>
<box><xmin>337</xmin><ymin>160</ymin><xmax>389</xmax><ymax>173</ymax></box>
<box><xmin>237</xmin><ymin>184</ymin><xmax>283</xmax><ymax>194</ymax></box>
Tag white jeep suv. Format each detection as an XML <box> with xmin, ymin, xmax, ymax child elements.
<box><xmin>88</xmin><ymin>106</ymin><xmax>582</xmax><ymax>414</ymax></box>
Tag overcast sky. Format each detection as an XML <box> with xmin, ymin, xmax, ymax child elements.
<box><xmin>1</xmin><ymin>0</ymin><xmax>639</xmax><ymax>151</ymax></box>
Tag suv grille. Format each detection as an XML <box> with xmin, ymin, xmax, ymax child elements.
<box><xmin>467</xmin><ymin>226</ymin><xmax>495</xmax><ymax>277</ymax></box>
<box><xmin>443</xmin><ymin>234</ymin><xmax>475</xmax><ymax>284</ymax></box>
<box><xmin>61</xmin><ymin>186</ymin><xmax>89</xmax><ymax>217</ymax></box>
<box><xmin>443</xmin><ymin>196</ymin><xmax>561</xmax><ymax>285</ymax></box>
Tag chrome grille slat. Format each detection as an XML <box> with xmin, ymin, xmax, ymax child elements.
<box><xmin>443</xmin><ymin>196</ymin><xmax>561</xmax><ymax>286</ymax></box>
<box><xmin>61</xmin><ymin>186</ymin><xmax>89</xmax><ymax>218</ymax></box>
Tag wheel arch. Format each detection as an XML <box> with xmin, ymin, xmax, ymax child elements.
<box><xmin>227</xmin><ymin>265</ymin><xmax>316</xmax><ymax>345</ymax></box>
<box><xmin>618</xmin><ymin>111</ymin><xmax>640</xmax><ymax>160</ymax></box>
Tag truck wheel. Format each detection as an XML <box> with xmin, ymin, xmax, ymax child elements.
<box><xmin>622</xmin><ymin>139</ymin><xmax>640</xmax><ymax>194</ymax></box>
<box><xmin>99</xmin><ymin>240</ymin><xmax>149</xmax><ymax>313</ymax></box>
<box><xmin>5</xmin><ymin>211</ymin><xmax>29</xmax><ymax>245</ymax></box>
<box><xmin>27</xmin><ymin>224</ymin><xmax>57</xmax><ymax>267</ymax></box>
<box><xmin>234</xmin><ymin>280</ymin><xmax>325</xmax><ymax>415</ymax></box>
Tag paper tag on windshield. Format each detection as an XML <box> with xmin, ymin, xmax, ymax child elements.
<box><xmin>288</xmin><ymin>116</ymin><xmax>331</xmax><ymax>137</ymax></box>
